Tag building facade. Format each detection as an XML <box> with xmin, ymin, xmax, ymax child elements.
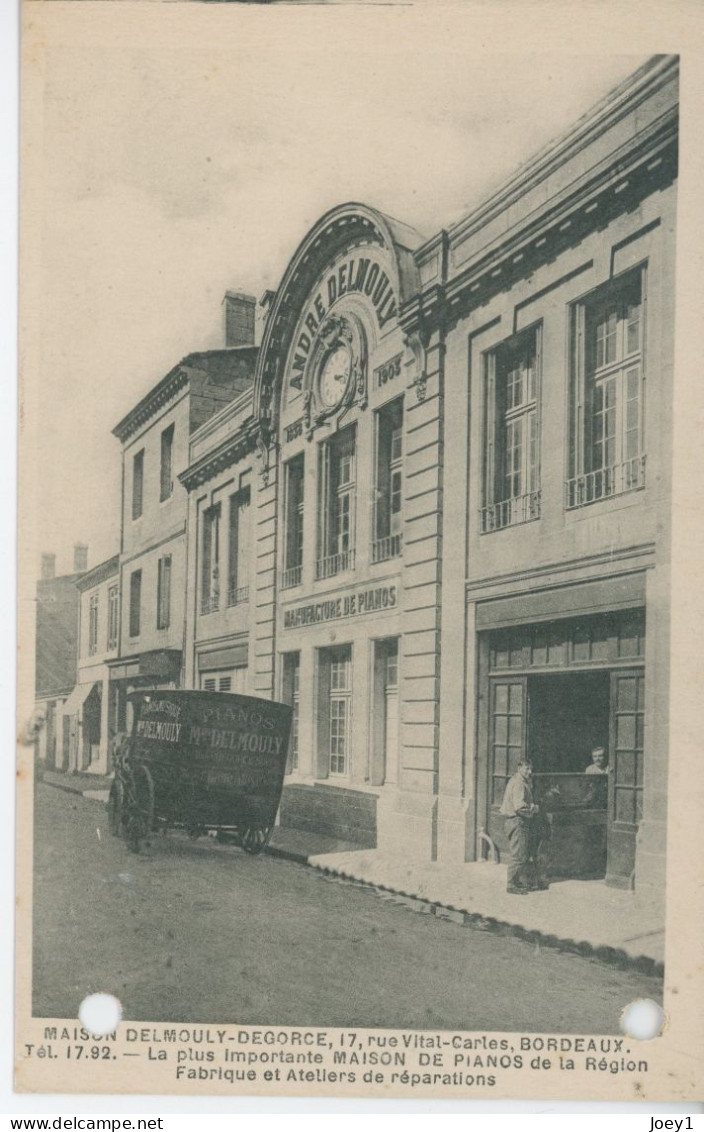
<box><xmin>179</xmin><ymin>56</ymin><xmax>678</xmax><ymax>898</ymax></box>
<box><xmin>61</xmin><ymin>554</ymin><xmax>120</xmax><ymax>775</ymax></box>
<box><xmin>34</xmin><ymin>546</ymin><xmax>88</xmax><ymax>770</ymax></box>
<box><xmin>181</xmin><ymin>386</ymin><xmax>257</xmax><ymax>699</ymax></box>
<box><xmin>109</xmin><ymin>294</ymin><xmax>258</xmax><ymax>737</ymax></box>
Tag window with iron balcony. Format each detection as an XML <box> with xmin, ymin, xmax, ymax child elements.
<box><xmin>481</xmin><ymin>326</ymin><xmax>542</xmax><ymax>533</ymax></box>
<box><xmin>373</xmin><ymin>398</ymin><xmax>403</xmax><ymax>563</ymax></box>
<box><xmin>281</xmin><ymin>454</ymin><xmax>304</xmax><ymax>590</ymax></box>
<box><xmin>200</xmin><ymin>504</ymin><xmax>221</xmax><ymax>615</ymax></box>
<box><xmin>316</xmin><ymin>426</ymin><xmax>356</xmax><ymax>580</ymax></box>
<box><xmin>228</xmin><ymin>477</ymin><xmax>251</xmax><ymax>607</ymax></box>
<box><xmin>566</xmin><ymin>266</ymin><xmax>646</xmax><ymax>509</ymax></box>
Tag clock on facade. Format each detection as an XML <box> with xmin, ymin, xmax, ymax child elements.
<box><xmin>318</xmin><ymin>345</ymin><xmax>352</xmax><ymax>409</ymax></box>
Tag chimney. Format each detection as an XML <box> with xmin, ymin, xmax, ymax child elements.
<box><xmin>73</xmin><ymin>543</ymin><xmax>88</xmax><ymax>573</ymax></box>
<box><xmin>40</xmin><ymin>553</ymin><xmax>55</xmax><ymax>581</ymax></box>
<box><xmin>222</xmin><ymin>291</ymin><xmax>256</xmax><ymax>348</ymax></box>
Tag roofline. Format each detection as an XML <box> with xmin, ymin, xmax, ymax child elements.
<box><xmin>111</xmin><ymin>346</ymin><xmax>259</xmax><ymax>443</ymax></box>
<box><xmin>423</xmin><ymin>54</ymin><xmax>677</xmax><ymax>262</ymax></box>
<box><xmin>76</xmin><ymin>554</ymin><xmax>120</xmax><ymax>591</ymax></box>
<box><xmin>179</xmin><ymin>417</ymin><xmax>258</xmax><ymax>492</ymax></box>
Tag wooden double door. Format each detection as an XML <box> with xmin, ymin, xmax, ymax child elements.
<box><xmin>485</xmin><ymin>668</ymin><xmax>644</xmax><ymax>886</ymax></box>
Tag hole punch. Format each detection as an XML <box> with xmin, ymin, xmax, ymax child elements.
<box><xmin>78</xmin><ymin>993</ymin><xmax>122</xmax><ymax>1036</ymax></box>
<box><xmin>620</xmin><ymin>998</ymin><xmax>665</xmax><ymax>1040</ymax></box>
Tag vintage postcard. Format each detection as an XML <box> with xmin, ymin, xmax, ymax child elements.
<box><xmin>15</xmin><ymin>0</ymin><xmax>704</xmax><ymax>1104</ymax></box>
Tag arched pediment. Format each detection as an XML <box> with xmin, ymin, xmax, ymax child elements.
<box><xmin>253</xmin><ymin>203</ymin><xmax>424</xmax><ymax>434</ymax></box>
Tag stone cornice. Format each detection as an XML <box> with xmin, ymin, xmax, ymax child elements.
<box><xmin>401</xmin><ymin>108</ymin><xmax>677</xmax><ymax>338</ymax></box>
<box><xmin>179</xmin><ymin>417</ymin><xmax>259</xmax><ymax>491</ymax></box>
<box><xmin>430</xmin><ymin>55</ymin><xmax>678</xmax><ymax>265</ymax></box>
<box><xmin>76</xmin><ymin>554</ymin><xmax>120</xmax><ymax>592</ymax></box>
<box><xmin>466</xmin><ymin>542</ymin><xmax>656</xmax><ymax>600</ymax></box>
<box><xmin>112</xmin><ymin>366</ymin><xmax>190</xmax><ymax>442</ymax></box>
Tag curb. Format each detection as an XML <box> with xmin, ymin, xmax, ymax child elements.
<box><xmin>302</xmin><ymin>860</ymin><xmax>665</xmax><ymax>979</ymax></box>
<box><xmin>41</xmin><ymin>777</ymin><xmax>663</xmax><ymax>977</ymax></box>
<box><xmin>41</xmin><ymin>777</ymin><xmax>111</xmax><ymax>801</ymax></box>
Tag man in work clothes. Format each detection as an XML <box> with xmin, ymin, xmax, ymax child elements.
<box><xmin>500</xmin><ymin>759</ymin><xmax>549</xmax><ymax>894</ymax></box>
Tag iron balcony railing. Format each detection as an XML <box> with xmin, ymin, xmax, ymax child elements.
<box><xmin>200</xmin><ymin>593</ymin><xmax>220</xmax><ymax>615</ymax></box>
<box><xmin>227</xmin><ymin>584</ymin><xmax>249</xmax><ymax>607</ymax></box>
<box><xmin>371</xmin><ymin>533</ymin><xmax>403</xmax><ymax>563</ymax></box>
<box><xmin>281</xmin><ymin>565</ymin><xmax>303</xmax><ymax>590</ymax></box>
<box><xmin>565</xmin><ymin>456</ymin><xmax>646</xmax><ymax>509</ymax></box>
<box><xmin>315</xmin><ymin>549</ymin><xmax>355</xmax><ymax>580</ymax></box>
<box><xmin>480</xmin><ymin>490</ymin><xmax>541</xmax><ymax>533</ymax></box>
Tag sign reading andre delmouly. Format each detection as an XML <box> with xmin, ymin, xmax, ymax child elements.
<box><xmin>15</xmin><ymin>0</ymin><xmax>704</xmax><ymax>1107</ymax></box>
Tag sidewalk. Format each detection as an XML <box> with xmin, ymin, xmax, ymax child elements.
<box><xmin>40</xmin><ymin>772</ymin><xmax>664</xmax><ymax>974</ymax></box>
<box><xmin>41</xmin><ymin>769</ymin><xmax>113</xmax><ymax>803</ymax></box>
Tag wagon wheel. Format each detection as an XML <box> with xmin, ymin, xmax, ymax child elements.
<box><xmin>124</xmin><ymin>765</ymin><xmax>155</xmax><ymax>854</ymax></box>
<box><xmin>240</xmin><ymin>824</ymin><xmax>272</xmax><ymax>856</ymax></box>
<box><xmin>107</xmin><ymin>779</ymin><xmax>124</xmax><ymax>837</ymax></box>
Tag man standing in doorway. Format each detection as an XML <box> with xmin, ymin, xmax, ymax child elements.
<box><xmin>501</xmin><ymin>759</ymin><xmax>549</xmax><ymax>894</ymax></box>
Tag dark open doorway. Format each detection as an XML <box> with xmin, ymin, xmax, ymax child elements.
<box><xmin>527</xmin><ymin>671</ymin><xmax>610</xmax><ymax>775</ymax></box>
<box><xmin>527</xmin><ymin>671</ymin><xmax>610</xmax><ymax>880</ymax></box>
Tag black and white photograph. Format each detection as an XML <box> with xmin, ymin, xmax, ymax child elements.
<box><xmin>14</xmin><ymin>1</ymin><xmax>704</xmax><ymax>1104</ymax></box>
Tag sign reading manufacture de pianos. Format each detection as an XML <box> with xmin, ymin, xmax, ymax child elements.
<box><xmin>283</xmin><ymin>583</ymin><xmax>399</xmax><ymax>630</ymax></box>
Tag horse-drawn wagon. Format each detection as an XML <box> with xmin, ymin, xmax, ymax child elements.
<box><xmin>107</xmin><ymin>690</ymin><xmax>292</xmax><ymax>855</ymax></box>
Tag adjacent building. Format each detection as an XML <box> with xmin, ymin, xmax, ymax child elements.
<box><xmin>108</xmin><ymin>293</ymin><xmax>258</xmax><ymax>736</ymax></box>
<box><xmin>61</xmin><ymin>554</ymin><xmax>120</xmax><ymax>775</ymax></box>
<box><xmin>177</xmin><ymin>54</ymin><xmax>677</xmax><ymax>899</ymax></box>
<box><xmin>34</xmin><ymin>545</ymin><xmax>88</xmax><ymax>769</ymax></box>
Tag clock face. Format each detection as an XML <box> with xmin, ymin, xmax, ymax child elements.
<box><xmin>319</xmin><ymin>346</ymin><xmax>352</xmax><ymax>408</ymax></box>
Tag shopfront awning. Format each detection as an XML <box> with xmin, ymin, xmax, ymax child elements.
<box><xmin>60</xmin><ymin>681</ymin><xmax>98</xmax><ymax>718</ymax></box>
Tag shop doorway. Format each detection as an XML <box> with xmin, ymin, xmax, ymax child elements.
<box><xmin>486</xmin><ymin>670</ymin><xmax>612</xmax><ymax>881</ymax></box>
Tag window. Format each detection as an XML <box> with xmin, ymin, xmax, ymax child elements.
<box><xmin>200</xmin><ymin>504</ymin><xmax>221</xmax><ymax>614</ymax></box>
<box><xmin>282</xmin><ymin>455</ymin><xmax>305</xmax><ymax>589</ymax></box>
<box><xmin>107</xmin><ymin>584</ymin><xmax>119</xmax><ymax>650</ymax></box>
<box><xmin>88</xmin><ymin>593</ymin><xmax>99</xmax><ymax>656</ymax></box>
<box><xmin>317</xmin><ymin>426</ymin><xmax>356</xmax><ymax>579</ymax></box>
<box><xmin>129</xmin><ymin>570</ymin><xmax>142</xmax><ymax>637</ymax></box>
<box><xmin>282</xmin><ymin>653</ymin><xmax>301</xmax><ymax>773</ymax></box>
<box><xmin>482</xmin><ymin>327</ymin><xmax>541</xmax><ymax>532</ymax></box>
<box><xmin>200</xmin><ymin>667</ymin><xmax>247</xmax><ymax>694</ymax></box>
<box><xmin>318</xmin><ymin>645</ymin><xmax>352</xmax><ymax>777</ymax></box>
<box><xmin>157</xmin><ymin>555</ymin><xmax>172</xmax><ymax>629</ymax></box>
<box><xmin>328</xmin><ymin>648</ymin><xmax>352</xmax><ymax>775</ymax></box>
<box><xmin>567</xmin><ymin>267</ymin><xmax>646</xmax><ymax>507</ymax></box>
<box><xmin>373</xmin><ymin>399</ymin><xmax>403</xmax><ymax>562</ymax></box>
<box><xmin>227</xmin><ymin>477</ymin><xmax>251</xmax><ymax>606</ymax></box>
<box><xmin>160</xmin><ymin>424</ymin><xmax>174</xmax><ymax>502</ymax></box>
<box><xmin>132</xmin><ymin>449</ymin><xmax>145</xmax><ymax>520</ymax></box>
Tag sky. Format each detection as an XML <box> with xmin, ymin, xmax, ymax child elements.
<box><xmin>24</xmin><ymin>10</ymin><xmax>647</xmax><ymax>575</ymax></box>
